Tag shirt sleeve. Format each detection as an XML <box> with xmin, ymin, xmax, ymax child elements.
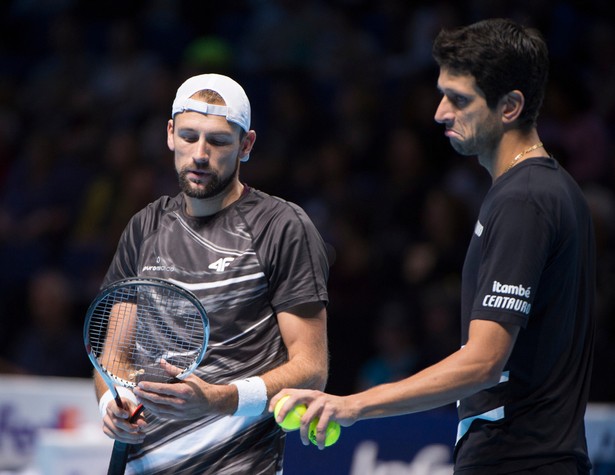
<box><xmin>253</xmin><ymin>201</ymin><xmax>330</xmax><ymax>313</ymax></box>
<box><xmin>101</xmin><ymin>211</ymin><xmax>144</xmax><ymax>287</ymax></box>
<box><xmin>471</xmin><ymin>195</ymin><xmax>551</xmax><ymax>328</ymax></box>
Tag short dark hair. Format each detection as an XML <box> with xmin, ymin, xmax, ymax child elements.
<box><xmin>432</xmin><ymin>18</ymin><xmax>549</xmax><ymax>131</ymax></box>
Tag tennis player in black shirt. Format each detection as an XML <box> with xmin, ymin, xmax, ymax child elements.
<box><xmin>272</xmin><ymin>18</ymin><xmax>595</xmax><ymax>475</ymax></box>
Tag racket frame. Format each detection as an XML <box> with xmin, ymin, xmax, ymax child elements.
<box><xmin>84</xmin><ymin>277</ymin><xmax>210</xmax><ymax>475</ymax></box>
<box><xmin>84</xmin><ymin>277</ymin><xmax>209</xmax><ymax>395</ymax></box>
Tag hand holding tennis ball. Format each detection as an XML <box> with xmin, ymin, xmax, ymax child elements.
<box><xmin>274</xmin><ymin>395</ymin><xmax>306</xmax><ymax>431</ymax></box>
<box><xmin>273</xmin><ymin>395</ymin><xmax>341</xmax><ymax>447</ymax></box>
<box><xmin>308</xmin><ymin>418</ymin><xmax>341</xmax><ymax>447</ymax></box>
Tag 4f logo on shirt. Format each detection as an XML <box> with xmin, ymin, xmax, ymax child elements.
<box><xmin>209</xmin><ymin>257</ymin><xmax>234</xmax><ymax>272</ymax></box>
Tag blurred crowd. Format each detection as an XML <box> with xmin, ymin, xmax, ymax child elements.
<box><xmin>0</xmin><ymin>0</ymin><xmax>614</xmax><ymax>401</ymax></box>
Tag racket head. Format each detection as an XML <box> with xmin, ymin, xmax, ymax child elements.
<box><xmin>84</xmin><ymin>277</ymin><xmax>209</xmax><ymax>390</ymax></box>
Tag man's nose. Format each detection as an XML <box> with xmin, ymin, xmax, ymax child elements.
<box><xmin>194</xmin><ymin>138</ymin><xmax>210</xmax><ymax>164</ymax></box>
<box><xmin>434</xmin><ymin>97</ymin><xmax>453</xmax><ymax>125</ymax></box>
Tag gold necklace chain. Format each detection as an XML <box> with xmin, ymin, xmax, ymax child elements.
<box><xmin>505</xmin><ymin>142</ymin><xmax>543</xmax><ymax>173</ymax></box>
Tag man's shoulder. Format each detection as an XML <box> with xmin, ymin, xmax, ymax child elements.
<box><xmin>240</xmin><ymin>187</ymin><xmax>307</xmax><ymax>218</ymax></box>
<box><xmin>135</xmin><ymin>194</ymin><xmax>182</xmax><ymax>217</ymax></box>
<box><xmin>237</xmin><ymin>188</ymin><xmax>320</xmax><ymax>241</ymax></box>
<box><xmin>127</xmin><ymin>194</ymin><xmax>182</xmax><ymax>232</ymax></box>
<box><xmin>488</xmin><ymin>158</ymin><xmax>564</xmax><ymax>206</ymax></box>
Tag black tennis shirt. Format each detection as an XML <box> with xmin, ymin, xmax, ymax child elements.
<box><xmin>455</xmin><ymin>157</ymin><xmax>595</xmax><ymax>474</ymax></box>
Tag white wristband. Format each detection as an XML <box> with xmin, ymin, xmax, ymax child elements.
<box><xmin>98</xmin><ymin>387</ymin><xmax>138</xmax><ymax>418</ymax></box>
<box><xmin>230</xmin><ymin>377</ymin><xmax>268</xmax><ymax>417</ymax></box>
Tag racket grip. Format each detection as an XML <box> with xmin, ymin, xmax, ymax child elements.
<box><xmin>106</xmin><ymin>404</ymin><xmax>143</xmax><ymax>475</ymax></box>
<box><xmin>113</xmin><ymin>388</ymin><xmax>141</xmax><ymax>416</ymax></box>
<box><xmin>114</xmin><ymin>394</ymin><xmax>125</xmax><ymax>410</ymax></box>
<box><xmin>129</xmin><ymin>403</ymin><xmax>144</xmax><ymax>422</ymax></box>
<box><xmin>107</xmin><ymin>441</ymin><xmax>130</xmax><ymax>475</ymax></box>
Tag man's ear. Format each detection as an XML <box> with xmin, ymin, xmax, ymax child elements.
<box><xmin>501</xmin><ymin>90</ymin><xmax>525</xmax><ymax>124</ymax></box>
<box><xmin>239</xmin><ymin>130</ymin><xmax>257</xmax><ymax>159</ymax></box>
<box><xmin>167</xmin><ymin>119</ymin><xmax>175</xmax><ymax>151</ymax></box>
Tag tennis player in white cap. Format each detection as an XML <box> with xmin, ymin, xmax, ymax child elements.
<box><xmin>94</xmin><ymin>73</ymin><xmax>330</xmax><ymax>474</ymax></box>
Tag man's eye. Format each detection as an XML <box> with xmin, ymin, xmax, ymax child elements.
<box><xmin>208</xmin><ymin>136</ymin><xmax>234</xmax><ymax>147</ymax></box>
<box><xmin>453</xmin><ymin>95</ymin><xmax>468</xmax><ymax>107</ymax></box>
<box><xmin>180</xmin><ymin>134</ymin><xmax>198</xmax><ymax>143</ymax></box>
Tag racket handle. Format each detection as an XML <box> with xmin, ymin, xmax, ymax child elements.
<box><xmin>112</xmin><ymin>388</ymin><xmax>141</xmax><ymax>417</ymax></box>
<box><xmin>106</xmin><ymin>401</ymin><xmax>144</xmax><ymax>474</ymax></box>
<box><xmin>130</xmin><ymin>403</ymin><xmax>144</xmax><ymax>422</ymax></box>
<box><xmin>107</xmin><ymin>441</ymin><xmax>130</xmax><ymax>475</ymax></box>
<box><xmin>114</xmin><ymin>394</ymin><xmax>125</xmax><ymax>410</ymax></box>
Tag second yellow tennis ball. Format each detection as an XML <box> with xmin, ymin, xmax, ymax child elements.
<box><xmin>308</xmin><ymin>418</ymin><xmax>341</xmax><ymax>447</ymax></box>
<box><xmin>274</xmin><ymin>395</ymin><xmax>306</xmax><ymax>431</ymax></box>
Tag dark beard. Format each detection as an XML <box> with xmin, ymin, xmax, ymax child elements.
<box><xmin>178</xmin><ymin>163</ymin><xmax>238</xmax><ymax>199</ymax></box>
<box><xmin>449</xmin><ymin>119</ymin><xmax>502</xmax><ymax>157</ymax></box>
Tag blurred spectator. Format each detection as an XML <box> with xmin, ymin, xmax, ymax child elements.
<box><xmin>324</xmin><ymin>215</ymin><xmax>378</xmax><ymax>395</ymax></box>
<box><xmin>402</xmin><ymin>188</ymin><xmax>472</xmax><ymax>288</ymax></box>
<box><xmin>3</xmin><ymin>268</ymin><xmax>90</xmax><ymax>378</ymax></box>
<box><xmin>18</xmin><ymin>11</ymin><xmax>92</xmax><ymax>117</ymax></box>
<box><xmin>64</xmin><ymin>129</ymin><xmax>159</xmax><ymax>298</ymax></box>
<box><xmin>539</xmin><ymin>67</ymin><xmax>611</xmax><ymax>186</ymax></box>
<box><xmin>387</xmin><ymin>1</ymin><xmax>460</xmax><ymax>76</ymax></box>
<box><xmin>0</xmin><ymin>78</ymin><xmax>22</xmax><ymax>187</ymax></box>
<box><xmin>0</xmin><ymin>131</ymin><xmax>83</xmax><ymax>291</ymax></box>
<box><xmin>356</xmin><ymin>300</ymin><xmax>420</xmax><ymax>391</ymax></box>
<box><xmin>89</xmin><ymin>16</ymin><xmax>163</xmax><ymax>130</ymax></box>
<box><xmin>584</xmin><ymin>185</ymin><xmax>615</xmax><ymax>401</ymax></box>
<box><xmin>416</xmin><ymin>283</ymin><xmax>461</xmax><ymax>370</ymax></box>
<box><xmin>585</xmin><ymin>19</ymin><xmax>615</xmax><ymax>127</ymax></box>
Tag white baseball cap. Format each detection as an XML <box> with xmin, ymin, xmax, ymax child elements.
<box><xmin>171</xmin><ymin>73</ymin><xmax>252</xmax><ymax>162</ymax></box>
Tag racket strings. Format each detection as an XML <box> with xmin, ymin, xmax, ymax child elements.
<box><xmin>88</xmin><ymin>284</ymin><xmax>206</xmax><ymax>387</ymax></box>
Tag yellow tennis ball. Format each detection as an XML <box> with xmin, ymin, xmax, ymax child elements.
<box><xmin>308</xmin><ymin>418</ymin><xmax>341</xmax><ymax>447</ymax></box>
<box><xmin>274</xmin><ymin>395</ymin><xmax>306</xmax><ymax>431</ymax></box>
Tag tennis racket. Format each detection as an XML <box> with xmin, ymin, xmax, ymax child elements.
<box><xmin>84</xmin><ymin>277</ymin><xmax>209</xmax><ymax>475</ymax></box>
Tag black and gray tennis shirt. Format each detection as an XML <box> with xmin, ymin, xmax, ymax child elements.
<box><xmin>102</xmin><ymin>186</ymin><xmax>329</xmax><ymax>475</ymax></box>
